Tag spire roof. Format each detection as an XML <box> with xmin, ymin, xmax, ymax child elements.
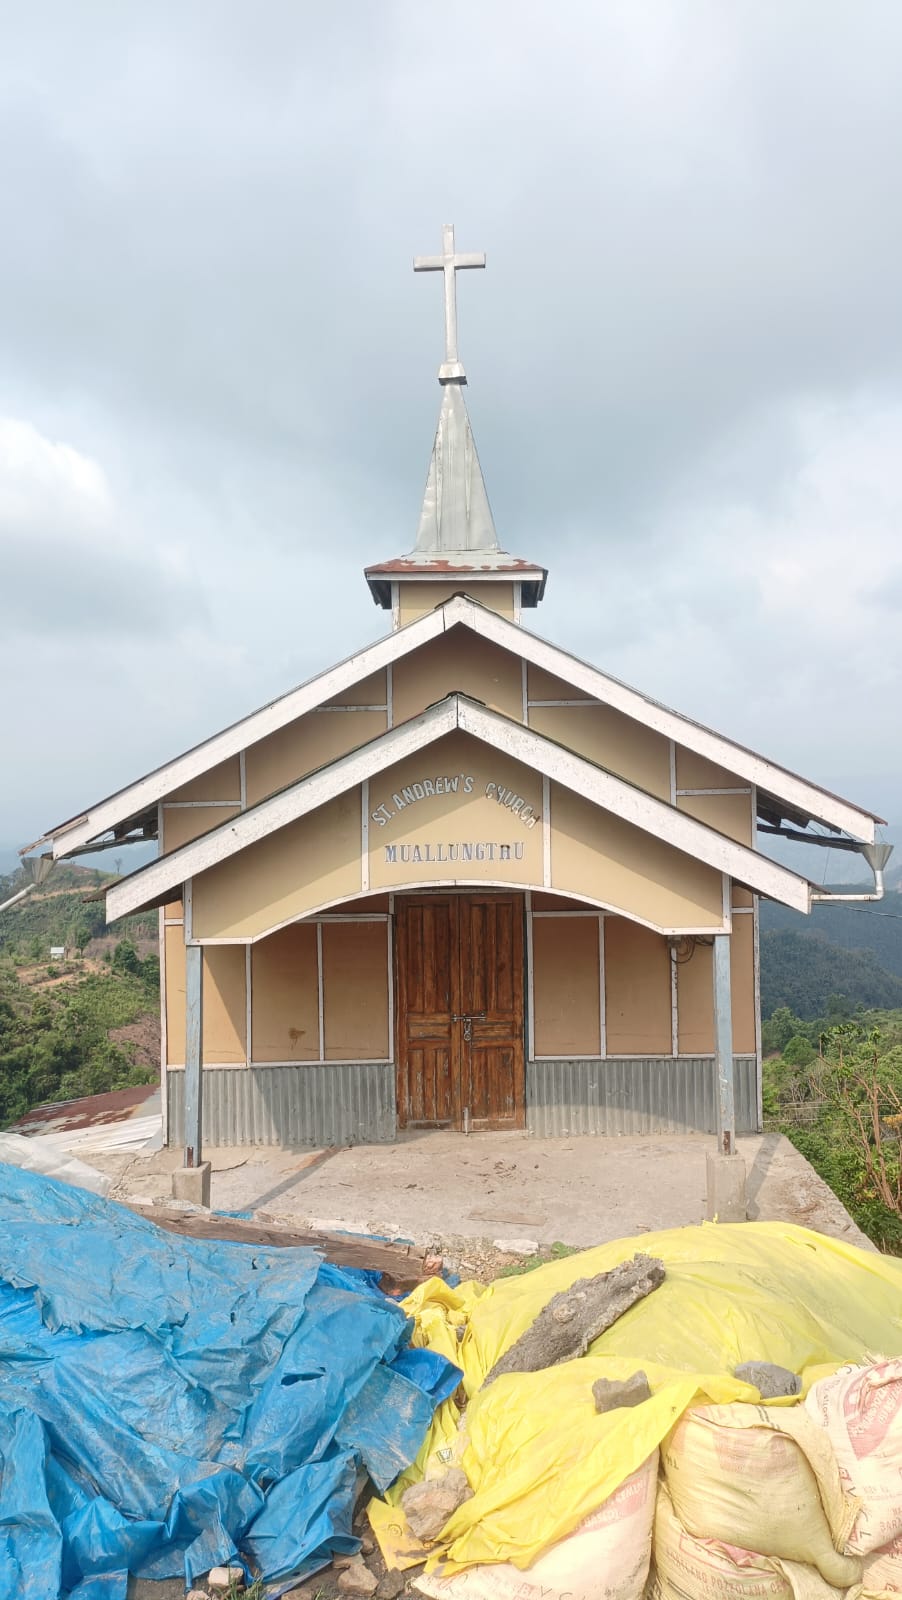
<box><xmin>366</xmin><ymin>225</ymin><xmax>546</xmax><ymax>610</ymax></box>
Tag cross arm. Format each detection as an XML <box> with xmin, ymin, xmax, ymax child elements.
<box><xmin>413</xmin><ymin>252</ymin><xmax>486</xmax><ymax>272</ymax></box>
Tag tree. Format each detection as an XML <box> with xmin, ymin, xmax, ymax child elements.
<box><xmin>762</xmin><ymin>1006</ymin><xmax>801</xmax><ymax>1055</ymax></box>
<box><xmin>784</xmin><ymin>1035</ymin><xmax>816</xmax><ymax>1068</ymax></box>
<box><xmin>111</xmin><ymin>939</ymin><xmax>141</xmax><ymax>977</ymax></box>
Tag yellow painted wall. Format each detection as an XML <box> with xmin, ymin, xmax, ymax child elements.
<box><xmin>167</xmin><ymin>756</ymin><xmax>242</xmax><ymax>805</ymax></box>
<box><xmin>368</xmin><ymin>731</ymin><xmax>543</xmax><ymax>892</ymax></box>
<box><xmin>322</xmin><ymin>922</ymin><xmax>390</xmax><ymax>1059</ymax></box>
<box><xmin>677</xmin><ymin>792</ymin><xmax>754</xmax><ymax>846</ymax></box>
<box><xmin>397</xmin><ymin>582</ymin><xmax>518</xmax><ymax>625</ymax></box>
<box><xmin>604</xmin><ymin>919</ymin><xmax>673</xmax><ymax>1054</ymax></box>
<box><xmin>529</xmin><ymin>706</ymin><xmax>671</xmax><ymax>799</ymax></box>
<box><xmin>250</xmin><ymin>920</ymin><xmax>389</xmax><ymax>1063</ymax></box>
<box><xmin>164</xmin><ymin>932</ymin><xmax>246</xmax><ymax>1065</ymax></box>
<box><xmin>245</xmin><ymin>709</ymin><xmax>386</xmax><ymax>808</ymax></box>
<box><xmin>532</xmin><ymin>916</ymin><xmax>601</xmax><ymax>1056</ymax></box>
<box><xmin>160</xmin><ymin>805</ymin><xmax>241</xmax><ymax>853</ymax></box>
<box><xmin>251</xmin><ymin>924</ymin><xmax>320</xmax><ymax>1062</ymax></box>
<box><xmin>677</xmin><ymin>913</ymin><xmax>756</xmax><ymax>1055</ymax></box>
<box><xmin>392</xmin><ymin>631</ymin><xmax>523</xmax><ymax>725</ymax></box>
<box><xmin>191</xmin><ymin>793</ymin><xmax>363</xmax><ymax>939</ymax></box>
<box><xmin>326</xmin><ymin>670</ymin><xmax>387</xmax><ymax>708</ymax></box>
<box><xmin>527</xmin><ymin>664</ymin><xmax>594</xmax><ymax>702</ymax></box>
<box><xmin>550</xmin><ymin>785</ymin><xmax>725</xmax><ymax>929</ymax></box>
<box><xmin>164</xmin><ymin>926</ymin><xmax>186</xmax><ymax>1068</ymax></box>
<box><xmin>676</xmin><ymin>748</ymin><xmax>747</xmax><ymax>791</ymax></box>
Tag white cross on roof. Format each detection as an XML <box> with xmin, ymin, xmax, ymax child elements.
<box><xmin>414</xmin><ymin>223</ymin><xmax>485</xmax><ymax>383</ymax></box>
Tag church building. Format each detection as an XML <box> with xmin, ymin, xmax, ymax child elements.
<box><xmin>27</xmin><ymin>227</ymin><xmax>886</xmax><ymax>1172</ymax></box>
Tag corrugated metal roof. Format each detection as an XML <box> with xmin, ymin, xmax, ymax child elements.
<box><xmin>10</xmin><ymin>1083</ymin><xmax>162</xmax><ymax>1153</ymax></box>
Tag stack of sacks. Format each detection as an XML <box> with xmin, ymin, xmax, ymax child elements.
<box><xmin>647</xmin><ymin>1361</ymin><xmax>902</xmax><ymax>1598</ymax></box>
<box><xmin>654</xmin><ymin>1402</ymin><xmax>860</xmax><ymax>1596</ymax></box>
<box><xmin>807</xmin><ymin>1359</ymin><xmax>902</xmax><ymax>1596</ymax></box>
<box><xmin>369</xmin><ymin>1227</ymin><xmax>902</xmax><ymax>1600</ymax></box>
<box><xmin>415</xmin><ymin>1457</ymin><xmax>658</xmax><ymax>1600</ymax></box>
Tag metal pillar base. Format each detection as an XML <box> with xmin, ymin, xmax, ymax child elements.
<box><xmin>172</xmin><ymin>1161</ymin><xmax>211</xmax><ymax>1208</ymax></box>
<box><xmin>706</xmin><ymin>1152</ymin><xmax>747</xmax><ymax>1223</ymax></box>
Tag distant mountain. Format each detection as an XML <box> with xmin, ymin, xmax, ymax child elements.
<box><xmin>760</xmin><ymin>929</ymin><xmax>902</xmax><ymax>1018</ymax></box>
<box><xmin>759</xmin><ymin>890</ymin><xmax>902</xmax><ymax>977</ymax></box>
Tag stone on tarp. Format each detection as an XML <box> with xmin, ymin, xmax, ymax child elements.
<box><xmin>484</xmin><ymin>1253</ymin><xmax>666</xmax><ymax>1386</ymax></box>
<box><xmin>592</xmin><ymin>1370</ymin><xmax>652</xmax><ymax>1413</ymax></box>
<box><xmin>734</xmin><ymin>1360</ymin><xmax>801</xmax><ymax>1399</ymax></box>
<box><xmin>401</xmin><ymin>1468</ymin><xmax>474</xmax><ymax>1542</ymax></box>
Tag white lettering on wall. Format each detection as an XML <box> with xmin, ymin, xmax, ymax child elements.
<box><xmin>371</xmin><ymin>771</ymin><xmax>538</xmax><ymax>829</ymax></box>
<box><xmin>383</xmin><ymin>841</ymin><xmax>525</xmax><ymax>865</ymax></box>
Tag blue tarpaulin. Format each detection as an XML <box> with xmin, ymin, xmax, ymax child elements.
<box><xmin>0</xmin><ymin>1164</ymin><xmax>460</xmax><ymax>1599</ymax></box>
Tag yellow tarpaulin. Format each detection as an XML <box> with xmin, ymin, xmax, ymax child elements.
<box><xmin>369</xmin><ymin>1222</ymin><xmax>902</xmax><ymax>1573</ymax></box>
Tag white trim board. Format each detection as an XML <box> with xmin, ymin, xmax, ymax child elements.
<box><xmin>31</xmin><ymin>595</ymin><xmax>878</xmax><ymax>861</ymax></box>
<box><xmin>107</xmin><ymin>693</ymin><xmax>814</xmax><ymax>925</ymax></box>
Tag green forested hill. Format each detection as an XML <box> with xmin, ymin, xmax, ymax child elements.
<box><xmin>760</xmin><ymin>929</ymin><xmax>902</xmax><ymax>1018</ymax></box>
<box><xmin>759</xmin><ymin>890</ymin><xmax>902</xmax><ymax>974</ymax></box>
<box><xmin>0</xmin><ymin>865</ymin><xmax>160</xmax><ymax>1126</ymax></box>
<box><xmin>0</xmin><ymin>864</ymin><xmax>156</xmax><ymax>952</ymax></box>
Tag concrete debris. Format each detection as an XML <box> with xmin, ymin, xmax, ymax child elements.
<box><xmin>593</xmin><ymin>1371</ymin><xmax>652</xmax><ymax>1413</ymax></box>
<box><xmin>484</xmin><ymin>1253</ymin><xmax>666</xmax><ymax>1386</ymax></box>
<box><xmin>333</xmin><ymin>1553</ymin><xmax>363</xmax><ymax>1568</ymax></box>
<box><xmin>337</xmin><ymin>1562</ymin><xmax>379</xmax><ymax>1595</ymax></box>
<box><xmin>376</xmin><ymin>1569</ymin><xmax>408</xmax><ymax>1600</ymax></box>
<box><xmin>401</xmin><ymin>1468</ymin><xmax>474</xmax><ymax>1542</ymax></box>
<box><xmin>207</xmin><ymin>1567</ymin><xmax>245</xmax><ymax>1591</ymax></box>
<box><xmin>360</xmin><ymin>1534</ymin><xmax>376</xmax><ymax>1555</ymax></box>
<box><xmin>734</xmin><ymin>1360</ymin><xmax>802</xmax><ymax>1398</ymax></box>
<box><xmin>492</xmin><ymin>1237</ymin><xmax>540</xmax><ymax>1255</ymax></box>
<box><xmin>186</xmin><ymin>1591</ymin><xmax>210</xmax><ymax>1600</ymax></box>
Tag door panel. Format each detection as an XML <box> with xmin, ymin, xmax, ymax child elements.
<box><xmin>396</xmin><ymin>894</ymin><xmax>525</xmax><ymax>1130</ymax></box>
<box><xmin>396</xmin><ymin>898</ymin><xmax>458</xmax><ymax>1127</ymax></box>
<box><xmin>459</xmin><ymin>896</ymin><xmax>525</xmax><ymax>1129</ymax></box>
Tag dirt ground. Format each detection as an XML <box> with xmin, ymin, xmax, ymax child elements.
<box><xmin>91</xmin><ymin>1128</ymin><xmax>873</xmax><ymax>1259</ymax></box>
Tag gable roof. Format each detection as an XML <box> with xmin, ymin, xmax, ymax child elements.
<box><xmin>31</xmin><ymin>593</ymin><xmax>880</xmax><ymax>863</ymax></box>
<box><xmin>106</xmin><ymin>692</ymin><xmax>814</xmax><ymax>925</ymax></box>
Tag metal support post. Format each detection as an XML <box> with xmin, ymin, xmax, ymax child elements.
<box><xmin>713</xmin><ymin>933</ymin><xmax>735</xmax><ymax>1156</ymax></box>
<box><xmin>184</xmin><ymin>942</ymin><xmax>204</xmax><ymax>1168</ymax></box>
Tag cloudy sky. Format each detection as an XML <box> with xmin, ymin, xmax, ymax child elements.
<box><xmin>2</xmin><ymin>1</ymin><xmax>901</xmax><ymax>857</ymax></box>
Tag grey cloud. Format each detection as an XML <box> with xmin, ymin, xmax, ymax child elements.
<box><xmin>1</xmin><ymin>0</ymin><xmax>901</xmax><ymax>840</ymax></box>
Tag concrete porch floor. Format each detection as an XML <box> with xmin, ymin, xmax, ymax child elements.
<box><xmin>89</xmin><ymin>1130</ymin><xmax>872</xmax><ymax>1255</ymax></box>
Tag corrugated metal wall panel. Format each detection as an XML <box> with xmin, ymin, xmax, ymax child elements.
<box><xmin>167</xmin><ymin>1058</ymin><xmax>756</xmax><ymax>1146</ymax></box>
<box><xmin>167</xmin><ymin>1063</ymin><xmax>396</xmax><ymax>1147</ymax></box>
<box><xmin>525</xmin><ymin>1057</ymin><xmax>758</xmax><ymax>1137</ymax></box>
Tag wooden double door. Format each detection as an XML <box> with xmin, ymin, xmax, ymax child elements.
<box><xmin>396</xmin><ymin>894</ymin><xmax>525</xmax><ymax>1130</ymax></box>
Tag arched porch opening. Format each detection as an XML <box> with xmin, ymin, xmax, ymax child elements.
<box><xmin>168</xmin><ymin>881</ymin><xmax>755</xmax><ymax>1154</ymax></box>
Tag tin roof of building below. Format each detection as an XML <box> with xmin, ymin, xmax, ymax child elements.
<box><xmin>10</xmin><ymin>1082</ymin><xmax>162</xmax><ymax>1153</ymax></box>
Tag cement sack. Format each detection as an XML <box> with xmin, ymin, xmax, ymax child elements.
<box><xmin>0</xmin><ymin>1132</ymin><xmax>111</xmax><ymax>1196</ymax></box>
<box><xmin>849</xmin><ymin>1530</ymin><xmax>902</xmax><ymax>1595</ymax></box>
<box><xmin>414</xmin><ymin>1454</ymin><xmax>657</xmax><ymax>1600</ymax></box>
<box><xmin>662</xmin><ymin>1403</ymin><xmax>861</xmax><ymax>1590</ymax></box>
<box><xmin>650</xmin><ymin>1480</ymin><xmax>848</xmax><ymax>1600</ymax></box>
<box><xmin>806</xmin><ymin>1361</ymin><xmax>902</xmax><ymax>1556</ymax></box>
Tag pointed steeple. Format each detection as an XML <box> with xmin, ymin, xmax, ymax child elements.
<box><xmin>413</xmin><ymin>382</ymin><xmax>499</xmax><ymax>558</ymax></box>
<box><xmin>365</xmin><ymin>226</ymin><xmax>546</xmax><ymax>620</ymax></box>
